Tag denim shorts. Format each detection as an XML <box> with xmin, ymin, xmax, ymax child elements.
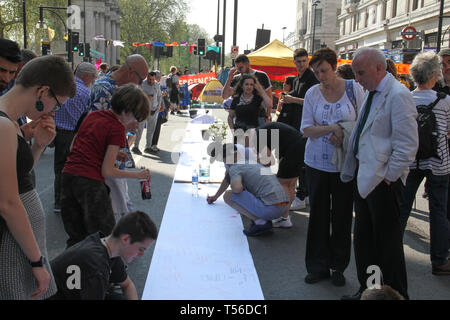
<box><xmin>232</xmin><ymin>190</ymin><xmax>286</xmax><ymax>221</ymax></box>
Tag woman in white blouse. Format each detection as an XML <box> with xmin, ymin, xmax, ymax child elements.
<box><xmin>300</xmin><ymin>48</ymin><xmax>364</xmax><ymax>287</ymax></box>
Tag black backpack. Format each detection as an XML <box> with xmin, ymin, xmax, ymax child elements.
<box><xmin>415</xmin><ymin>92</ymin><xmax>447</xmax><ymax>163</ymax></box>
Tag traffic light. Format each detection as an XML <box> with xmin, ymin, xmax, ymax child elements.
<box><xmin>165</xmin><ymin>46</ymin><xmax>173</xmax><ymax>57</ymax></box>
<box><xmin>154</xmin><ymin>46</ymin><xmax>162</xmax><ymax>58</ymax></box>
<box><xmin>198</xmin><ymin>38</ymin><xmax>206</xmax><ymax>56</ymax></box>
<box><xmin>193</xmin><ymin>46</ymin><xmax>198</xmax><ymax>55</ymax></box>
<box><xmin>42</xmin><ymin>42</ymin><xmax>51</xmax><ymax>56</ymax></box>
<box><xmin>71</xmin><ymin>32</ymin><xmax>80</xmax><ymax>52</ymax></box>
<box><xmin>84</xmin><ymin>43</ymin><xmax>91</xmax><ymax>58</ymax></box>
<box><xmin>78</xmin><ymin>43</ymin><xmax>85</xmax><ymax>56</ymax></box>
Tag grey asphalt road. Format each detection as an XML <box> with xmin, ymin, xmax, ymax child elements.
<box><xmin>36</xmin><ymin>109</ymin><xmax>450</xmax><ymax>300</ymax></box>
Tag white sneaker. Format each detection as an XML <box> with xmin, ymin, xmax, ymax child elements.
<box><xmin>272</xmin><ymin>216</ymin><xmax>293</xmax><ymax>228</ymax></box>
<box><xmin>290</xmin><ymin>197</ymin><xmax>306</xmax><ymax>211</ymax></box>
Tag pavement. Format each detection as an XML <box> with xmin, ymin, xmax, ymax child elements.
<box><xmin>36</xmin><ymin>108</ymin><xmax>450</xmax><ymax>300</ymax></box>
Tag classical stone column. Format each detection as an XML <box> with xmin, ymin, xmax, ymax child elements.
<box><xmin>111</xmin><ymin>20</ymin><xmax>116</xmax><ymax>65</ymax></box>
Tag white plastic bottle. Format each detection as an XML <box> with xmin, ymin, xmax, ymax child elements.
<box><xmin>192</xmin><ymin>169</ymin><xmax>199</xmax><ymax>197</ymax></box>
<box><xmin>199</xmin><ymin>157</ymin><xmax>210</xmax><ymax>183</ymax></box>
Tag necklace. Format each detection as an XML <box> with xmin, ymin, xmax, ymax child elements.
<box><xmin>102</xmin><ymin>238</ymin><xmax>112</xmax><ymax>257</ymax></box>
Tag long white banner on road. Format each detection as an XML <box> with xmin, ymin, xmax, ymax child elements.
<box><xmin>142</xmin><ymin>122</ymin><xmax>264</xmax><ymax>300</ymax></box>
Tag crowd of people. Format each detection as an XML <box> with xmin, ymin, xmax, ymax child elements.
<box><xmin>212</xmin><ymin>47</ymin><xmax>450</xmax><ymax>300</ymax></box>
<box><xmin>0</xmin><ymin>33</ymin><xmax>449</xmax><ymax>301</ymax></box>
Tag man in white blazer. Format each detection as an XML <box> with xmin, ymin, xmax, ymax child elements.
<box><xmin>340</xmin><ymin>47</ymin><xmax>418</xmax><ymax>300</ymax></box>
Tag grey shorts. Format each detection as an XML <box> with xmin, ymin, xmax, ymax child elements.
<box><xmin>231</xmin><ymin>190</ymin><xmax>286</xmax><ymax>221</ymax></box>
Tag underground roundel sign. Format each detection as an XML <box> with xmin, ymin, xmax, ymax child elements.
<box><xmin>401</xmin><ymin>26</ymin><xmax>418</xmax><ymax>41</ymax></box>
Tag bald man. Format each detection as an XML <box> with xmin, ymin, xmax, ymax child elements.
<box><xmin>88</xmin><ymin>55</ymin><xmax>149</xmax><ymax>219</ymax></box>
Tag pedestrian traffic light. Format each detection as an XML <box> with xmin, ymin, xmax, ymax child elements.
<box><xmin>198</xmin><ymin>39</ymin><xmax>206</xmax><ymax>56</ymax></box>
<box><xmin>84</xmin><ymin>43</ymin><xmax>91</xmax><ymax>58</ymax></box>
<box><xmin>193</xmin><ymin>46</ymin><xmax>198</xmax><ymax>55</ymax></box>
<box><xmin>42</xmin><ymin>42</ymin><xmax>51</xmax><ymax>56</ymax></box>
<box><xmin>78</xmin><ymin>43</ymin><xmax>85</xmax><ymax>56</ymax></box>
<box><xmin>71</xmin><ymin>32</ymin><xmax>80</xmax><ymax>52</ymax></box>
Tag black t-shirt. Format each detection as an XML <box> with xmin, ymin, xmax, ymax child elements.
<box><xmin>255</xmin><ymin>122</ymin><xmax>303</xmax><ymax>158</ymax></box>
<box><xmin>231</xmin><ymin>95</ymin><xmax>263</xmax><ymax>130</ymax></box>
<box><xmin>433</xmin><ymin>81</ymin><xmax>450</xmax><ymax>96</ymax></box>
<box><xmin>50</xmin><ymin>232</ymin><xmax>127</xmax><ymax>300</ymax></box>
<box><xmin>231</xmin><ymin>70</ymin><xmax>271</xmax><ymax>118</ymax></box>
<box><xmin>277</xmin><ymin>68</ymin><xmax>319</xmax><ymax>130</ymax></box>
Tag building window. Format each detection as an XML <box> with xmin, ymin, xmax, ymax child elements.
<box><xmin>315</xmin><ymin>8</ymin><xmax>322</xmax><ymax>27</ymax></box>
<box><xmin>382</xmin><ymin>1</ymin><xmax>387</xmax><ymax>20</ymax></box>
<box><xmin>392</xmin><ymin>0</ymin><xmax>397</xmax><ymax>18</ymax></box>
<box><xmin>365</xmin><ymin>9</ymin><xmax>369</xmax><ymax>28</ymax></box>
<box><xmin>372</xmin><ymin>6</ymin><xmax>376</xmax><ymax>24</ymax></box>
<box><xmin>412</xmin><ymin>0</ymin><xmax>419</xmax><ymax>11</ymax></box>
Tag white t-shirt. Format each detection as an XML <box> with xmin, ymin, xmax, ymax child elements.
<box><xmin>301</xmin><ymin>81</ymin><xmax>365</xmax><ymax>172</ymax></box>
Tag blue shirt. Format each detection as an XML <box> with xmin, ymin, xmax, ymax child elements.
<box><xmin>54</xmin><ymin>77</ymin><xmax>91</xmax><ymax>130</ymax></box>
<box><xmin>89</xmin><ymin>72</ymin><xmax>118</xmax><ymax>111</ymax></box>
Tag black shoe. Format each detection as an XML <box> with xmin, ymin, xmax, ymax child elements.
<box><xmin>341</xmin><ymin>288</ymin><xmax>364</xmax><ymax>300</ymax></box>
<box><xmin>243</xmin><ymin>221</ymin><xmax>273</xmax><ymax>237</ymax></box>
<box><xmin>304</xmin><ymin>271</ymin><xmax>330</xmax><ymax>284</ymax></box>
<box><xmin>177</xmin><ymin>111</ymin><xmax>182</xmax><ymax>115</ymax></box>
<box><xmin>331</xmin><ymin>270</ymin><xmax>346</xmax><ymax>287</ymax></box>
<box><xmin>432</xmin><ymin>260</ymin><xmax>450</xmax><ymax>275</ymax></box>
<box><xmin>144</xmin><ymin>148</ymin><xmax>152</xmax><ymax>154</ymax></box>
<box><xmin>170</xmin><ymin>111</ymin><xmax>175</xmax><ymax>115</ymax></box>
<box><xmin>131</xmin><ymin>147</ymin><xmax>142</xmax><ymax>155</ymax></box>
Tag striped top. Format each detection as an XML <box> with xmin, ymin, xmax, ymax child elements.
<box><xmin>410</xmin><ymin>89</ymin><xmax>450</xmax><ymax>175</ymax></box>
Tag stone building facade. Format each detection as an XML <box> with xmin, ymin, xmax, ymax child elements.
<box><xmin>336</xmin><ymin>0</ymin><xmax>450</xmax><ymax>63</ymax></box>
<box><xmin>72</xmin><ymin>0</ymin><xmax>121</xmax><ymax>65</ymax></box>
<box><xmin>290</xmin><ymin>0</ymin><xmax>341</xmax><ymax>53</ymax></box>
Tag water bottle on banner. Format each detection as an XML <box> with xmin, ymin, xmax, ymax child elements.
<box><xmin>199</xmin><ymin>157</ymin><xmax>210</xmax><ymax>184</ymax></box>
<box><xmin>192</xmin><ymin>169</ymin><xmax>199</xmax><ymax>197</ymax></box>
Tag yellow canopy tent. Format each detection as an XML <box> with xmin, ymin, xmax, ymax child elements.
<box><xmin>198</xmin><ymin>79</ymin><xmax>224</xmax><ymax>104</ymax></box>
<box><xmin>247</xmin><ymin>39</ymin><xmax>297</xmax><ymax>81</ymax></box>
<box><xmin>248</xmin><ymin>39</ymin><xmax>295</xmax><ymax>68</ymax></box>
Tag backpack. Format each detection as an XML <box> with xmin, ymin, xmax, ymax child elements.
<box><xmin>415</xmin><ymin>92</ymin><xmax>447</xmax><ymax>163</ymax></box>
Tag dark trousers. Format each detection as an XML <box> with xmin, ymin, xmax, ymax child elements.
<box><xmin>296</xmin><ymin>137</ymin><xmax>308</xmax><ymax>200</ymax></box>
<box><xmin>61</xmin><ymin>173</ymin><xmax>116</xmax><ymax>248</ymax></box>
<box><xmin>400</xmin><ymin>169</ymin><xmax>449</xmax><ymax>266</ymax></box>
<box><xmin>354</xmin><ymin>177</ymin><xmax>409</xmax><ymax>299</ymax></box>
<box><xmin>305</xmin><ymin>165</ymin><xmax>354</xmax><ymax>274</ymax></box>
<box><xmin>53</xmin><ymin>130</ymin><xmax>75</xmax><ymax>206</ymax></box>
<box><xmin>152</xmin><ymin>115</ymin><xmax>163</xmax><ymax>147</ymax></box>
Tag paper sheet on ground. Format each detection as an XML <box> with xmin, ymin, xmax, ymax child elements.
<box><xmin>142</xmin><ymin>182</ymin><xmax>264</xmax><ymax>300</ymax></box>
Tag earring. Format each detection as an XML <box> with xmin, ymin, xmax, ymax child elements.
<box><xmin>35</xmin><ymin>98</ymin><xmax>44</xmax><ymax>112</ymax></box>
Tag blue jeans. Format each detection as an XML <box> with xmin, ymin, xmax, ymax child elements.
<box><xmin>399</xmin><ymin>169</ymin><xmax>449</xmax><ymax>266</ymax></box>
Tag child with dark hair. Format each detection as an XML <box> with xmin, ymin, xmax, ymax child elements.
<box><xmin>50</xmin><ymin>211</ymin><xmax>158</xmax><ymax>300</ymax></box>
<box><xmin>61</xmin><ymin>84</ymin><xmax>151</xmax><ymax>248</ymax></box>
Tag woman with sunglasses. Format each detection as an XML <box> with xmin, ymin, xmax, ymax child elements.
<box><xmin>0</xmin><ymin>55</ymin><xmax>76</xmax><ymax>299</ymax></box>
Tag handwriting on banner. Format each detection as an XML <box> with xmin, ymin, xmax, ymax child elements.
<box><xmin>179</xmin><ymin>72</ymin><xmax>217</xmax><ymax>86</ymax></box>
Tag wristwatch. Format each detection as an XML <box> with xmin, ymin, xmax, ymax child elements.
<box><xmin>30</xmin><ymin>256</ymin><xmax>45</xmax><ymax>268</ymax></box>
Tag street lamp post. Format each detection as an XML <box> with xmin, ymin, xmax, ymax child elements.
<box><xmin>311</xmin><ymin>0</ymin><xmax>320</xmax><ymax>55</ymax></box>
<box><xmin>282</xmin><ymin>26</ymin><xmax>287</xmax><ymax>44</ymax></box>
<box><xmin>23</xmin><ymin>0</ymin><xmax>27</xmax><ymax>48</ymax></box>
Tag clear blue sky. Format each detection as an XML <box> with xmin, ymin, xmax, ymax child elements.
<box><xmin>186</xmin><ymin>0</ymin><xmax>297</xmax><ymax>53</ymax></box>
